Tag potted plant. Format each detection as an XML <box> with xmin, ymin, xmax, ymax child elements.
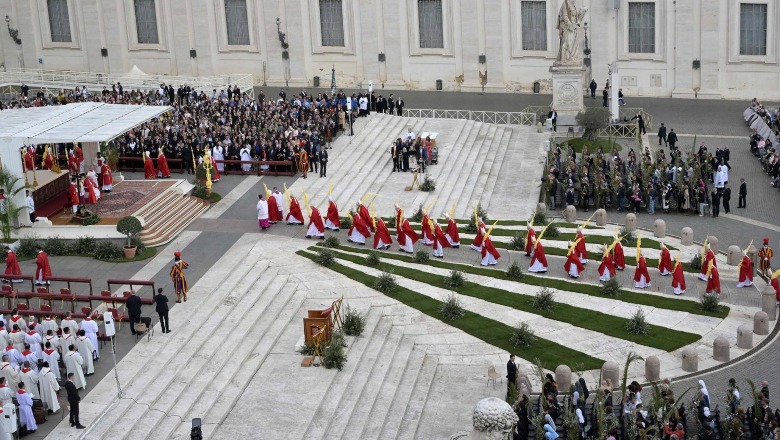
<box><xmin>0</xmin><ymin>168</ymin><xmax>25</xmax><ymax>246</ymax></box>
<box><xmin>116</xmin><ymin>215</ymin><xmax>143</xmax><ymax>259</ymax></box>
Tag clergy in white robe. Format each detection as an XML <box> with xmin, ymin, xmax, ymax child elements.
<box><xmin>24</xmin><ymin>329</ymin><xmax>43</xmax><ymax>360</ymax></box>
<box><xmin>212</xmin><ymin>145</ymin><xmax>225</xmax><ymax>172</ymax></box>
<box><xmin>20</xmin><ymin>345</ymin><xmax>38</xmax><ymax>373</ymax></box>
<box><xmin>60</xmin><ymin>329</ymin><xmax>75</xmax><ymax>353</ymax></box>
<box><xmin>17</xmin><ymin>384</ymin><xmax>37</xmax><ymax>432</ymax></box>
<box><xmin>240</xmin><ymin>146</ymin><xmax>252</xmax><ymax>172</ymax></box>
<box><xmin>19</xmin><ymin>363</ymin><xmax>38</xmax><ymax>399</ymax></box>
<box><xmin>0</xmin><ymin>326</ymin><xmax>8</xmax><ymax>349</ymax></box>
<box><xmin>9</xmin><ymin>327</ymin><xmax>25</xmax><ymax>353</ymax></box>
<box><xmin>0</xmin><ymin>360</ymin><xmax>20</xmax><ymax>392</ymax></box>
<box><xmin>42</xmin><ymin>343</ymin><xmax>60</xmax><ymax>380</ymax></box>
<box><xmin>8</xmin><ymin>314</ymin><xmax>27</xmax><ymax>333</ymax></box>
<box><xmin>63</xmin><ymin>346</ymin><xmax>86</xmax><ymax>389</ymax></box>
<box><xmin>80</xmin><ymin>318</ymin><xmax>100</xmax><ymax>359</ymax></box>
<box><xmin>0</xmin><ymin>378</ymin><xmax>13</xmax><ymax>406</ymax></box>
<box><xmin>40</xmin><ymin>316</ymin><xmax>58</xmax><ymax>340</ymax></box>
<box><xmin>38</xmin><ymin>364</ymin><xmax>60</xmax><ymax>413</ymax></box>
<box><xmin>60</xmin><ymin>315</ymin><xmax>78</xmax><ymax>337</ymax></box>
<box><xmin>75</xmin><ymin>332</ymin><xmax>95</xmax><ymax>375</ymax></box>
<box><xmin>44</xmin><ymin>332</ymin><xmax>60</xmax><ymax>354</ymax></box>
<box><xmin>2</xmin><ymin>347</ymin><xmax>23</xmax><ymax>369</ymax></box>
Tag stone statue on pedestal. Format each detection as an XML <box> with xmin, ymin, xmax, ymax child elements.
<box><xmin>556</xmin><ymin>0</ymin><xmax>587</xmax><ymax>67</ymax></box>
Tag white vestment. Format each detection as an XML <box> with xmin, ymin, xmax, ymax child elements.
<box><xmin>2</xmin><ymin>348</ymin><xmax>23</xmax><ymax>369</ymax></box>
<box><xmin>63</xmin><ymin>351</ymin><xmax>86</xmax><ymax>389</ymax></box>
<box><xmin>75</xmin><ymin>337</ymin><xmax>95</xmax><ymax>375</ymax></box>
<box><xmin>272</xmin><ymin>192</ymin><xmax>285</xmax><ymax>216</ymax></box>
<box><xmin>257</xmin><ymin>200</ymin><xmax>269</xmax><ymax>220</ymax></box>
<box><xmin>42</xmin><ymin>350</ymin><xmax>60</xmax><ymax>380</ymax></box>
<box><xmin>9</xmin><ymin>331</ymin><xmax>25</xmax><ymax>353</ymax></box>
<box><xmin>17</xmin><ymin>390</ymin><xmax>36</xmax><ymax>431</ymax></box>
<box><xmin>0</xmin><ymin>363</ymin><xmax>20</xmax><ymax>392</ymax></box>
<box><xmin>60</xmin><ymin>319</ymin><xmax>78</xmax><ymax>338</ymax></box>
<box><xmin>80</xmin><ymin>319</ymin><xmax>100</xmax><ymax>358</ymax></box>
<box><xmin>24</xmin><ymin>331</ymin><xmax>43</xmax><ymax>360</ymax></box>
<box><xmin>212</xmin><ymin>146</ymin><xmax>225</xmax><ymax>171</ymax></box>
<box><xmin>0</xmin><ymin>331</ymin><xmax>8</xmax><ymax>350</ymax></box>
<box><xmin>40</xmin><ymin>319</ymin><xmax>58</xmax><ymax>339</ymax></box>
<box><xmin>38</xmin><ymin>367</ymin><xmax>60</xmax><ymax>412</ymax></box>
<box><xmin>240</xmin><ymin>148</ymin><xmax>252</xmax><ymax>172</ymax></box>
<box><xmin>20</xmin><ymin>368</ymin><xmax>39</xmax><ymax>398</ymax></box>
<box><xmin>9</xmin><ymin>316</ymin><xmax>27</xmax><ymax>333</ymax></box>
<box><xmin>0</xmin><ymin>386</ymin><xmax>13</xmax><ymax>406</ymax></box>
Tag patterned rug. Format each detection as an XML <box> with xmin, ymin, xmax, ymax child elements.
<box><xmin>92</xmin><ymin>180</ymin><xmax>177</xmax><ymax>218</ymax></box>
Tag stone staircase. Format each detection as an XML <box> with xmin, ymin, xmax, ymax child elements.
<box><xmin>135</xmin><ymin>180</ymin><xmax>209</xmax><ymax>247</ymax></box>
<box><xmin>287</xmin><ymin>112</ymin><xmax>546</xmax><ymax>220</ymax></box>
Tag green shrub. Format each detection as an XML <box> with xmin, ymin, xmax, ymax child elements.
<box><xmin>506</xmin><ymin>382</ymin><xmax>519</xmax><ymax>406</ymax></box>
<box><xmin>340</xmin><ymin>216</ymin><xmax>352</xmax><ymax>230</ymax></box>
<box><xmin>510</xmin><ymin>322</ymin><xmax>536</xmax><ymax>348</ymax></box>
<box><xmin>43</xmin><ymin>236</ymin><xmax>69</xmax><ymax>256</ymax></box>
<box><xmin>365</xmin><ymin>251</ymin><xmax>381</xmax><ymax>267</ymax></box>
<box><xmin>699</xmin><ymin>293</ymin><xmax>721</xmax><ymax>313</ymax></box>
<box><xmin>93</xmin><ymin>241</ymin><xmax>123</xmax><ymax>261</ymax></box>
<box><xmin>626</xmin><ymin>308</ymin><xmax>650</xmax><ymax>336</ymax></box>
<box><xmin>619</xmin><ymin>226</ymin><xmax>637</xmax><ymax>248</ymax></box>
<box><xmin>298</xmin><ymin>342</ymin><xmax>316</xmax><ymax>356</ymax></box>
<box><xmin>688</xmin><ymin>253</ymin><xmax>702</xmax><ymax>272</ymax></box>
<box><xmin>419</xmin><ymin>173</ymin><xmax>436</xmax><ymax>192</ymax></box>
<box><xmin>409</xmin><ymin>204</ymin><xmax>424</xmax><ymax>222</ymax></box>
<box><xmin>544</xmin><ymin>223</ymin><xmax>560</xmax><ymax>238</ymax></box>
<box><xmin>440</xmin><ymin>293</ymin><xmax>465</xmax><ymax>321</ymax></box>
<box><xmin>465</xmin><ymin>203</ymin><xmax>490</xmax><ymax>233</ymax></box>
<box><xmin>413</xmin><ymin>249</ymin><xmax>430</xmax><ymax>264</ymax></box>
<box><xmin>116</xmin><ymin>216</ymin><xmax>143</xmax><ymax>247</ymax></box>
<box><xmin>314</xmin><ymin>248</ymin><xmax>336</xmax><ymax>267</ymax></box>
<box><xmin>444</xmin><ymin>270</ymin><xmax>466</xmax><ymax>289</ymax></box>
<box><xmin>75</xmin><ymin>236</ymin><xmax>97</xmax><ymax>255</ymax></box>
<box><xmin>532</xmin><ymin>211</ymin><xmax>547</xmax><ymax>225</ymax></box>
<box><xmin>16</xmin><ymin>237</ymin><xmax>40</xmax><ymax>258</ymax></box>
<box><xmin>373</xmin><ymin>271</ymin><xmax>397</xmax><ymax>293</ymax></box>
<box><xmin>323</xmin><ymin>330</ymin><xmax>347</xmax><ymax>371</ymax></box>
<box><xmin>601</xmin><ymin>277</ymin><xmax>622</xmax><ymax>296</ymax></box>
<box><xmin>131</xmin><ymin>236</ymin><xmax>146</xmax><ymax>253</ymax></box>
<box><xmin>82</xmin><ymin>213</ymin><xmax>101</xmax><ymax>226</ymax></box>
<box><xmin>506</xmin><ymin>262</ymin><xmax>524</xmax><ymax>281</ymax></box>
<box><xmin>531</xmin><ymin>287</ymin><xmax>556</xmax><ymax>312</ymax></box>
<box><xmin>509</xmin><ymin>233</ymin><xmax>526</xmax><ymax>251</ymax></box>
<box><xmin>342</xmin><ymin>306</ymin><xmax>366</xmax><ymax>336</ymax></box>
<box><xmin>323</xmin><ymin>236</ymin><xmax>340</xmax><ymax>248</ymax></box>
<box><xmin>192</xmin><ymin>183</ymin><xmax>210</xmax><ymax>200</ymax></box>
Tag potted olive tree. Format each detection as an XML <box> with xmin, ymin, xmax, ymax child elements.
<box><xmin>0</xmin><ymin>168</ymin><xmax>25</xmax><ymax>247</ymax></box>
<box><xmin>116</xmin><ymin>215</ymin><xmax>143</xmax><ymax>259</ymax></box>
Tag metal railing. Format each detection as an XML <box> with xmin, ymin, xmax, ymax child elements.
<box><xmin>523</xmin><ymin>105</ymin><xmax>654</xmax><ymax>138</ymax></box>
<box><xmin>0</xmin><ymin>68</ymin><xmax>254</xmax><ymax>98</ymax></box>
<box><xmin>404</xmin><ymin>108</ymin><xmax>536</xmax><ymax>126</ymax></box>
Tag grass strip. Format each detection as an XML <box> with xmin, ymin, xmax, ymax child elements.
<box><xmin>297</xmin><ymin>250</ymin><xmax>603</xmax><ymax>370</ymax></box>
<box><xmin>313</xmin><ymin>247</ymin><xmax>703</xmax><ymax>352</ymax></box>
<box><xmin>318</xmin><ymin>243</ymin><xmax>730</xmax><ymax>319</ymax></box>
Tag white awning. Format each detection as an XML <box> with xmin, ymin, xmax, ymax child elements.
<box><xmin>0</xmin><ymin>102</ymin><xmax>170</xmax><ymax>144</ymax></box>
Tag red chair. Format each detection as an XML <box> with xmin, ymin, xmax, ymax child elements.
<box><xmin>123</xmin><ymin>291</ymin><xmax>132</xmax><ymax>299</ymax></box>
<box><xmin>108</xmin><ymin>307</ymin><xmax>126</xmax><ymax>330</ymax></box>
<box><xmin>41</xmin><ymin>304</ymin><xmax>52</xmax><ymax>312</ymax></box>
<box><xmin>1</xmin><ymin>286</ymin><xmax>10</xmax><ymax>293</ymax></box>
<box><xmin>81</xmin><ymin>307</ymin><xmax>92</xmax><ymax>317</ymax></box>
<box><xmin>17</xmin><ymin>303</ymin><xmax>28</xmax><ymax>311</ymax></box>
<box><xmin>101</xmin><ymin>290</ymin><xmax>116</xmax><ymax>309</ymax></box>
<box><xmin>36</xmin><ymin>287</ymin><xmax>48</xmax><ymax>294</ymax></box>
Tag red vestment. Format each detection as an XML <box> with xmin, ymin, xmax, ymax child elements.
<box><xmin>373</xmin><ymin>219</ymin><xmax>393</xmax><ymax>249</ymax></box>
<box><xmin>83</xmin><ymin>179</ymin><xmax>98</xmax><ymax>204</ymax></box>
<box><xmin>43</xmin><ymin>152</ymin><xmax>53</xmax><ymax>170</ymax></box>
<box><xmin>326</xmin><ymin>201</ymin><xmax>340</xmax><ymax>229</ymax></box>
<box><xmin>101</xmin><ymin>164</ymin><xmax>113</xmax><ymax>187</ymax></box>
<box><xmin>530</xmin><ymin>241</ymin><xmax>548</xmax><ymax>269</ymax></box>
<box><xmin>349</xmin><ymin>213</ymin><xmax>371</xmax><ymax>238</ymax></box>
<box><xmin>286</xmin><ymin>198</ymin><xmax>305</xmax><ymax>223</ymax></box>
<box><xmin>481</xmin><ymin>236</ymin><xmax>500</xmax><ymax>261</ymax></box>
<box><xmin>598</xmin><ymin>254</ymin><xmax>616</xmax><ymax>278</ymax></box>
<box><xmin>75</xmin><ymin>146</ymin><xmax>84</xmax><ymax>168</ymax></box>
<box><xmin>35</xmin><ymin>251</ymin><xmax>52</xmax><ymax>281</ymax></box>
<box><xmin>525</xmin><ymin>228</ymin><xmax>536</xmax><ymax>256</ymax></box>
<box><xmin>209</xmin><ymin>156</ymin><xmax>221</xmax><ymax>182</ymax></box>
<box><xmin>564</xmin><ymin>252</ymin><xmax>584</xmax><ymax>276</ymax></box>
<box><xmin>68</xmin><ymin>155</ymin><xmax>79</xmax><ymax>175</ymax></box>
<box><xmin>396</xmin><ymin>218</ymin><xmax>419</xmax><ymax>246</ymax></box>
<box><xmin>700</xmin><ymin>250</ymin><xmax>716</xmax><ymax>279</ymax></box>
<box><xmin>267</xmin><ymin>195</ymin><xmax>280</xmax><ymax>222</ymax></box>
<box><xmin>612</xmin><ymin>242</ymin><xmax>626</xmax><ymax>270</ymax></box>
<box><xmin>358</xmin><ymin>204</ymin><xmax>373</xmax><ymax>231</ymax></box>
<box><xmin>434</xmin><ymin>223</ymin><xmax>451</xmax><ymax>250</ymax></box>
<box><xmin>307</xmin><ymin>207</ymin><xmax>325</xmax><ymax>233</ymax></box>
<box><xmin>633</xmin><ymin>256</ymin><xmax>651</xmax><ymax>286</ymax></box>
<box><xmin>68</xmin><ymin>183</ymin><xmax>79</xmax><ymax>206</ymax></box>
<box><xmin>672</xmin><ymin>262</ymin><xmax>686</xmax><ymax>293</ymax></box>
<box><xmin>472</xmin><ymin>223</ymin><xmax>486</xmax><ymax>248</ymax></box>
<box><xmin>157</xmin><ymin>153</ymin><xmax>171</xmax><ymax>178</ymax></box>
<box><xmin>575</xmin><ymin>231</ymin><xmax>588</xmax><ymax>262</ymax></box>
<box><xmin>771</xmin><ymin>277</ymin><xmax>780</xmax><ymax>302</ymax></box>
<box><xmin>445</xmin><ymin>217</ymin><xmax>460</xmax><ymax>245</ymax></box>
<box><xmin>24</xmin><ymin>150</ymin><xmax>35</xmax><ymax>171</ymax></box>
<box><xmin>4</xmin><ymin>251</ymin><xmax>21</xmax><ymax>276</ymax></box>
<box><xmin>658</xmin><ymin>247</ymin><xmax>673</xmax><ymax>274</ymax></box>
<box><xmin>706</xmin><ymin>266</ymin><xmax>721</xmax><ymax>294</ymax></box>
<box><xmin>144</xmin><ymin>156</ymin><xmax>156</xmax><ymax>179</ymax></box>
<box><xmin>420</xmin><ymin>214</ymin><xmax>434</xmax><ymax>245</ymax></box>
<box><xmin>738</xmin><ymin>256</ymin><xmax>753</xmax><ymax>284</ymax></box>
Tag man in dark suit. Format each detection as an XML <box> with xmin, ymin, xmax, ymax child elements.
<box><xmin>738</xmin><ymin>178</ymin><xmax>747</xmax><ymax>208</ymax></box>
<box><xmin>722</xmin><ymin>183</ymin><xmax>731</xmax><ymax>214</ymax></box>
<box><xmin>319</xmin><ymin>149</ymin><xmax>328</xmax><ymax>177</ymax></box>
<box><xmin>666</xmin><ymin>129</ymin><xmax>678</xmax><ymax>150</ymax></box>
<box><xmin>506</xmin><ymin>354</ymin><xmax>518</xmax><ymax>385</ymax></box>
<box><xmin>66</xmin><ymin>373</ymin><xmax>85</xmax><ymax>429</ymax></box>
<box><xmin>396</xmin><ymin>97</ymin><xmax>404</xmax><ymax>116</ymax></box>
<box><xmin>388</xmin><ymin>94</ymin><xmax>395</xmax><ymax>115</ymax></box>
<box><xmin>549</xmin><ymin>109</ymin><xmax>558</xmax><ymax>132</ymax></box>
<box><xmin>126</xmin><ymin>290</ymin><xmax>143</xmax><ymax>335</ymax></box>
<box><xmin>154</xmin><ymin>288</ymin><xmax>170</xmax><ymax>333</ymax></box>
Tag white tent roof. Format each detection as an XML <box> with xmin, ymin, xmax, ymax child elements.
<box><xmin>0</xmin><ymin>102</ymin><xmax>170</xmax><ymax>143</ymax></box>
<box><xmin>126</xmin><ymin>65</ymin><xmax>148</xmax><ymax>76</ymax></box>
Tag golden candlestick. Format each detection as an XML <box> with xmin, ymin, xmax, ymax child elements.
<box><xmin>20</xmin><ymin>147</ymin><xmax>30</xmax><ymax>188</ymax></box>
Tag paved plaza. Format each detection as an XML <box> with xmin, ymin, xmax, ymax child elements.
<box><xmin>14</xmin><ymin>91</ymin><xmax>780</xmax><ymax>439</ymax></box>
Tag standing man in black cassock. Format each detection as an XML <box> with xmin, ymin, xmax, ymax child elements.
<box><xmin>66</xmin><ymin>373</ymin><xmax>85</xmax><ymax>429</ymax></box>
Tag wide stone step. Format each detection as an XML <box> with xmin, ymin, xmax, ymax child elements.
<box><xmin>130</xmin><ymin>273</ymin><xmax>290</xmax><ymax>440</ymax></box>
<box><xmin>455</xmin><ymin>125</ymin><xmax>509</xmax><ymax>216</ymax></box>
<box><xmin>394</xmin><ymin>353</ymin><xmax>439</xmax><ymax>440</ymax></box>
<box><xmin>352</xmin><ymin>336</ymin><xmax>416</xmax><ymax>440</ymax></box>
<box><xmin>301</xmin><ymin>309</ymin><xmax>392</xmax><ymax>439</ymax></box>
<box><xmin>378</xmin><ymin>351</ymin><xmax>435</xmax><ymax>439</ymax></box>
<box><xmin>139</xmin><ymin>197</ymin><xmax>209</xmax><ymax>247</ymax></box>
<box><xmin>151</xmin><ymin>281</ymin><xmax>307</xmax><ymax>440</ymax></box>
<box><xmin>481</xmin><ymin>127</ymin><xmax>515</xmax><ymax>213</ymax></box>
<box><xmin>325</xmin><ymin>326</ymin><xmax>405</xmax><ymax>439</ymax></box>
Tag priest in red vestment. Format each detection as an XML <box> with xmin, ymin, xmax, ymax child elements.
<box><xmin>286</xmin><ymin>196</ymin><xmax>305</xmax><ymax>224</ymax></box>
<box><xmin>633</xmin><ymin>254</ymin><xmax>651</xmax><ymax>289</ymax></box>
<box><xmin>143</xmin><ymin>151</ymin><xmax>156</xmax><ymax>180</ymax></box>
<box><xmin>420</xmin><ymin>211</ymin><xmax>434</xmax><ymax>246</ymax></box>
<box><xmin>42</xmin><ymin>147</ymin><xmax>53</xmax><ymax>171</ymax></box>
<box><xmin>306</xmin><ymin>206</ymin><xmax>326</xmax><ymax>239</ymax></box>
<box><xmin>83</xmin><ymin>177</ymin><xmax>98</xmax><ymax>204</ymax></box>
<box><xmin>357</xmin><ymin>201</ymin><xmax>374</xmax><ymax>232</ymax></box>
<box><xmin>470</xmin><ymin>218</ymin><xmax>486</xmax><ymax>252</ymax></box>
<box><xmin>432</xmin><ymin>220</ymin><xmax>451</xmax><ymax>259</ymax></box>
<box><xmin>444</xmin><ymin>213</ymin><xmax>460</xmax><ymax>248</ymax></box>
<box><xmin>4</xmin><ymin>249</ymin><xmax>22</xmax><ymax>281</ymax></box>
<box><xmin>374</xmin><ymin>218</ymin><xmax>393</xmax><ymax>250</ymax></box>
<box><xmin>347</xmin><ymin>212</ymin><xmax>371</xmax><ymax>245</ymax></box>
<box><xmin>575</xmin><ymin>227</ymin><xmax>589</xmax><ymax>264</ymax></box>
<box><xmin>658</xmin><ymin>244</ymin><xmax>673</xmax><ymax>276</ymax></box>
<box><xmin>525</xmin><ymin>225</ymin><xmax>536</xmax><ymax>257</ymax></box>
<box><xmin>598</xmin><ymin>252</ymin><xmax>616</xmax><ymax>282</ymax></box>
<box><xmin>23</xmin><ymin>147</ymin><xmax>35</xmax><ymax>171</ymax></box>
<box><xmin>395</xmin><ymin>205</ymin><xmax>419</xmax><ymax>253</ymax></box>
<box><xmin>35</xmin><ymin>249</ymin><xmax>52</xmax><ymax>286</ymax></box>
<box><xmin>101</xmin><ymin>163</ymin><xmax>113</xmax><ymax>193</ymax></box>
<box><xmin>68</xmin><ymin>179</ymin><xmax>79</xmax><ymax>214</ymax></box>
<box><xmin>698</xmin><ymin>244</ymin><xmax>716</xmax><ymax>281</ymax></box>
<box><xmin>325</xmin><ymin>196</ymin><xmax>341</xmax><ymax>231</ymax></box>
<box><xmin>564</xmin><ymin>240</ymin><xmax>584</xmax><ymax>278</ymax></box>
<box><xmin>529</xmin><ymin>237</ymin><xmax>548</xmax><ymax>273</ymax></box>
<box><xmin>612</xmin><ymin>240</ymin><xmax>626</xmax><ymax>270</ymax></box>
<box><xmin>157</xmin><ymin>148</ymin><xmax>171</xmax><ymax>178</ymax></box>
<box><xmin>705</xmin><ymin>260</ymin><xmax>721</xmax><ymax>294</ymax></box>
<box><xmin>672</xmin><ymin>257</ymin><xmax>686</xmax><ymax>295</ymax></box>
<box><xmin>736</xmin><ymin>253</ymin><xmax>753</xmax><ymax>288</ymax></box>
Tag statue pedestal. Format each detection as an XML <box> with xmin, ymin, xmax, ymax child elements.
<box><xmin>550</xmin><ymin>64</ymin><xmax>585</xmax><ymax>114</ymax></box>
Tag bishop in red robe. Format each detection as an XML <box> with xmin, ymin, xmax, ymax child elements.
<box><xmin>672</xmin><ymin>260</ymin><xmax>686</xmax><ymax>295</ymax></box>
<box><xmin>306</xmin><ymin>207</ymin><xmax>326</xmax><ymax>239</ymax></box>
<box><xmin>35</xmin><ymin>250</ymin><xmax>52</xmax><ymax>286</ymax></box>
<box><xmin>633</xmin><ymin>254</ymin><xmax>651</xmax><ymax>289</ymax></box>
<box><xmin>420</xmin><ymin>212</ymin><xmax>434</xmax><ymax>246</ymax></box>
<box><xmin>698</xmin><ymin>247</ymin><xmax>716</xmax><ymax>281</ymax></box>
<box><xmin>348</xmin><ymin>212</ymin><xmax>371</xmax><ymax>245</ymax></box>
<box><xmin>286</xmin><ymin>197</ymin><xmax>305</xmax><ymax>224</ymax></box>
<box><xmin>325</xmin><ymin>197</ymin><xmax>341</xmax><ymax>231</ymax></box>
<box><xmin>564</xmin><ymin>248</ymin><xmax>584</xmax><ymax>278</ymax></box>
<box><xmin>374</xmin><ymin>218</ymin><xmax>393</xmax><ymax>250</ymax></box>
<box><xmin>4</xmin><ymin>250</ymin><xmax>21</xmax><ymax>280</ymax></box>
<box><xmin>444</xmin><ymin>214</ymin><xmax>460</xmax><ymax>248</ymax></box>
<box><xmin>395</xmin><ymin>207</ymin><xmax>419</xmax><ymax>253</ymax></box>
<box><xmin>612</xmin><ymin>241</ymin><xmax>626</xmax><ymax>270</ymax></box>
<box><xmin>529</xmin><ymin>238</ymin><xmax>548</xmax><ymax>273</ymax></box>
<box><xmin>157</xmin><ymin>149</ymin><xmax>171</xmax><ymax>178</ymax></box>
<box><xmin>706</xmin><ymin>263</ymin><xmax>721</xmax><ymax>295</ymax></box>
<box><xmin>470</xmin><ymin>219</ymin><xmax>486</xmax><ymax>252</ymax></box>
<box><xmin>736</xmin><ymin>254</ymin><xmax>753</xmax><ymax>288</ymax></box>
<box><xmin>598</xmin><ymin>253</ymin><xmax>616</xmax><ymax>282</ymax></box>
<box><xmin>144</xmin><ymin>152</ymin><xmax>156</xmax><ymax>180</ymax></box>
<box><xmin>432</xmin><ymin>221</ymin><xmax>451</xmax><ymax>259</ymax></box>
<box><xmin>658</xmin><ymin>245</ymin><xmax>673</xmax><ymax>276</ymax></box>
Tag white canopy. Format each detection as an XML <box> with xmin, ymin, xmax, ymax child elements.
<box><xmin>0</xmin><ymin>102</ymin><xmax>170</xmax><ymax>144</ymax></box>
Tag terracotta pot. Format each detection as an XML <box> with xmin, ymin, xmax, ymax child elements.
<box><xmin>123</xmin><ymin>246</ymin><xmax>137</xmax><ymax>259</ymax></box>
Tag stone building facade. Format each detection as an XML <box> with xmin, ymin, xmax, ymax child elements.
<box><xmin>0</xmin><ymin>0</ymin><xmax>777</xmax><ymax>99</ymax></box>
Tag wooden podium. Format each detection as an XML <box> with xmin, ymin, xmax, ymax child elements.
<box><xmin>303</xmin><ymin>308</ymin><xmax>333</xmax><ymax>345</ymax></box>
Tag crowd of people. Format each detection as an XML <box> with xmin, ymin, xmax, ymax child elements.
<box><xmin>748</xmin><ymin>99</ymin><xmax>780</xmax><ymax>189</ymax></box>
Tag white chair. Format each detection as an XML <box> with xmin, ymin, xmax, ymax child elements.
<box><xmin>487</xmin><ymin>365</ymin><xmax>502</xmax><ymax>389</ymax></box>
